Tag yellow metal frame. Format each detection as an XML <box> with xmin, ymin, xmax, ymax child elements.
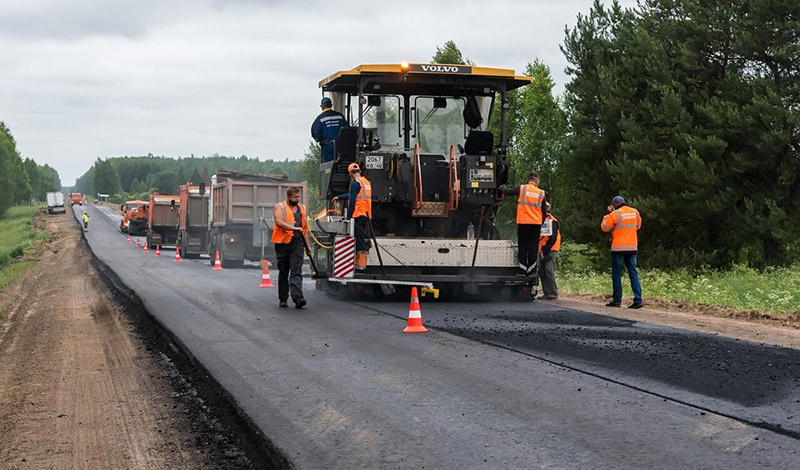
<box><xmin>319</xmin><ymin>63</ymin><xmax>532</xmax><ymax>88</ymax></box>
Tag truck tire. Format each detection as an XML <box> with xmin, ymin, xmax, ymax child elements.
<box><xmin>219</xmin><ymin>243</ymin><xmax>244</xmax><ymax>268</ymax></box>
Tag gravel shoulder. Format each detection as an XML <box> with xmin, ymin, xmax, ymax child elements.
<box><xmin>0</xmin><ymin>211</ymin><xmax>216</xmax><ymax>469</ymax></box>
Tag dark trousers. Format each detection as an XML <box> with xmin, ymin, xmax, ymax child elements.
<box><xmin>354</xmin><ymin>216</ymin><xmax>370</xmax><ymax>252</ymax></box>
<box><xmin>611</xmin><ymin>252</ymin><xmax>643</xmax><ymax>304</ymax></box>
<box><xmin>538</xmin><ymin>251</ymin><xmax>558</xmax><ymax>296</ymax></box>
<box><xmin>275</xmin><ymin>238</ymin><xmax>304</xmax><ymax>302</ymax></box>
<box><xmin>517</xmin><ymin>224</ymin><xmax>542</xmax><ymax>273</ymax></box>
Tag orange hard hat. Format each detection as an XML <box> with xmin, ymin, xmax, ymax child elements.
<box><xmin>348</xmin><ymin>163</ymin><xmax>360</xmax><ymax>173</ymax></box>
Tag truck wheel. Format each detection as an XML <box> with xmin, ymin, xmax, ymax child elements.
<box><xmin>219</xmin><ymin>246</ymin><xmax>244</xmax><ymax>268</ymax></box>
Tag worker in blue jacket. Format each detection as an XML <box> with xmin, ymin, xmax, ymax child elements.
<box><xmin>311</xmin><ymin>97</ymin><xmax>348</xmax><ymax>163</ymax></box>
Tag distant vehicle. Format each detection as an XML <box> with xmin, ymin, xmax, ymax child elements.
<box><xmin>119</xmin><ymin>200</ymin><xmax>149</xmax><ymax>235</ymax></box>
<box><xmin>146</xmin><ymin>194</ymin><xmax>180</xmax><ymax>249</ymax></box>
<box><xmin>46</xmin><ymin>192</ymin><xmax>66</xmax><ymax>214</ymax></box>
<box><xmin>69</xmin><ymin>192</ymin><xmax>83</xmax><ymax>206</ymax></box>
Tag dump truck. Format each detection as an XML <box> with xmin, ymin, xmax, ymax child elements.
<box><xmin>46</xmin><ymin>191</ymin><xmax>66</xmax><ymax>214</ymax></box>
<box><xmin>120</xmin><ymin>200</ymin><xmax>149</xmax><ymax>235</ymax></box>
<box><xmin>69</xmin><ymin>192</ymin><xmax>83</xmax><ymax>206</ymax></box>
<box><xmin>176</xmin><ymin>184</ymin><xmax>209</xmax><ymax>259</ymax></box>
<box><xmin>208</xmin><ymin>170</ymin><xmax>308</xmax><ymax>268</ymax></box>
<box><xmin>146</xmin><ymin>194</ymin><xmax>180</xmax><ymax>249</ymax></box>
<box><xmin>310</xmin><ymin>62</ymin><xmax>536</xmax><ymax>299</ymax></box>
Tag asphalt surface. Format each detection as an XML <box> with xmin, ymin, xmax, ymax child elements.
<box><xmin>76</xmin><ymin>205</ymin><xmax>800</xmax><ymax>469</ymax></box>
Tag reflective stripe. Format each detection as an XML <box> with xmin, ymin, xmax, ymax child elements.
<box><xmin>356</xmin><ymin>195</ymin><xmax>371</xmax><ymax>199</ymax></box>
<box><xmin>611</xmin><ymin>246</ymin><xmax>638</xmax><ymax>251</ymax></box>
<box><xmin>615</xmin><ymin>224</ymin><xmax>639</xmax><ymax>229</ymax></box>
<box><xmin>601</xmin><ymin>221</ymin><xmax>612</xmax><ymax>231</ymax></box>
<box><xmin>320</xmin><ymin>115</ymin><xmax>344</xmax><ymax>123</ymax></box>
<box><xmin>519</xmin><ymin>263</ymin><xmax>528</xmax><ymax>271</ymax></box>
<box><xmin>518</xmin><ymin>201</ymin><xmax>542</xmax><ymax>207</ymax></box>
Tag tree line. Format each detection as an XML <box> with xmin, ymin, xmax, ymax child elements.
<box><xmin>433</xmin><ymin>0</ymin><xmax>799</xmax><ymax>270</ymax></box>
<box><xmin>0</xmin><ymin>122</ymin><xmax>62</xmax><ymax>219</ymax></box>
<box><xmin>74</xmin><ymin>154</ymin><xmax>305</xmax><ymax>204</ymax></box>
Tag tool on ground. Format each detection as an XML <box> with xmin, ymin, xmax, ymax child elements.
<box><xmin>259</xmin><ymin>261</ymin><xmax>275</xmax><ymax>288</ymax></box>
<box><xmin>155</xmin><ymin>245</ymin><xmax>161</xmax><ymax>258</ymax></box>
<box><xmin>213</xmin><ymin>250</ymin><xmax>223</xmax><ymax>270</ymax></box>
<box><xmin>301</xmin><ymin>236</ymin><xmax>329</xmax><ymax>279</ymax></box>
<box><xmin>174</xmin><ymin>249</ymin><xmax>182</xmax><ymax>263</ymax></box>
<box><xmin>403</xmin><ymin>287</ymin><xmax>428</xmax><ymax>333</ymax></box>
<box><xmin>367</xmin><ymin>218</ymin><xmax>386</xmax><ymax>276</ymax></box>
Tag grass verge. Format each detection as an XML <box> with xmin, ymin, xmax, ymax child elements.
<box><xmin>559</xmin><ymin>265</ymin><xmax>800</xmax><ymax>316</ymax></box>
<box><xmin>0</xmin><ymin>206</ymin><xmax>47</xmax><ymax>296</ymax></box>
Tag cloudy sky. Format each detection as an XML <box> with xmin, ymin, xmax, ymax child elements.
<box><xmin>1</xmin><ymin>0</ymin><xmax>636</xmax><ymax>185</ymax></box>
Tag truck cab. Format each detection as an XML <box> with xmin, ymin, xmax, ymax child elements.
<box><xmin>120</xmin><ymin>200</ymin><xmax>149</xmax><ymax>235</ymax></box>
<box><xmin>69</xmin><ymin>192</ymin><xmax>83</xmax><ymax>206</ymax></box>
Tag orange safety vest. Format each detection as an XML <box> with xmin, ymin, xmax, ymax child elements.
<box><xmin>352</xmin><ymin>176</ymin><xmax>372</xmax><ymax>218</ymax></box>
<box><xmin>271</xmin><ymin>201</ymin><xmax>307</xmax><ymax>244</ymax></box>
<box><xmin>601</xmin><ymin>205</ymin><xmax>641</xmax><ymax>252</ymax></box>
<box><xmin>539</xmin><ymin>214</ymin><xmax>561</xmax><ymax>252</ymax></box>
<box><xmin>516</xmin><ymin>184</ymin><xmax>545</xmax><ymax>224</ymax></box>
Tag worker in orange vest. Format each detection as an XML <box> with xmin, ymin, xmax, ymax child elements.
<box><xmin>500</xmin><ymin>172</ymin><xmax>548</xmax><ymax>276</ymax></box>
<box><xmin>601</xmin><ymin>195</ymin><xmax>643</xmax><ymax>308</ymax></box>
<box><xmin>538</xmin><ymin>202</ymin><xmax>560</xmax><ymax>299</ymax></box>
<box><xmin>333</xmin><ymin>163</ymin><xmax>372</xmax><ymax>271</ymax></box>
<box><xmin>271</xmin><ymin>186</ymin><xmax>311</xmax><ymax>309</ymax></box>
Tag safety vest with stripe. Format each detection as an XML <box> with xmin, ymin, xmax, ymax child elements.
<box><xmin>271</xmin><ymin>201</ymin><xmax>307</xmax><ymax>244</ymax></box>
<box><xmin>601</xmin><ymin>205</ymin><xmax>641</xmax><ymax>252</ymax></box>
<box><xmin>352</xmin><ymin>176</ymin><xmax>372</xmax><ymax>218</ymax></box>
<box><xmin>517</xmin><ymin>184</ymin><xmax>545</xmax><ymax>224</ymax></box>
<box><xmin>539</xmin><ymin>214</ymin><xmax>561</xmax><ymax>252</ymax></box>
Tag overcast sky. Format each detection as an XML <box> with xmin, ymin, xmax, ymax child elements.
<box><xmin>0</xmin><ymin>0</ymin><xmax>637</xmax><ymax>185</ymax></box>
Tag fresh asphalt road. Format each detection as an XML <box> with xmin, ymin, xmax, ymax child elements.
<box><xmin>76</xmin><ymin>205</ymin><xmax>800</xmax><ymax>469</ymax></box>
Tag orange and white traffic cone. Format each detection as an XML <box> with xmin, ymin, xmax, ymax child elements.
<box><xmin>155</xmin><ymin>245</ymin><xmax>161</xmax><ymax>258</ymax></box>
<box><xmin>136</xmin><ymin>237</ymin><xmax>141</xmax><ymax>247</ymax></box>
<box><xmin>213</xmin><ymin>250</ymin><xmax>223</xmax><ymax>270</ymax></box>
<box><xmin>127</xmin><ymin>233</ymin><xmax>131</xmax><ymax>243</ymax></box>
<box><xmin>142</xmin><ymin>243</ymin><xmax>148</xmax><ymax>253</ymax></box>
<box><xmin>403</xmin><ymin>287</ymin><xmax>428</xmax><ymax>333</ymax></box>
<box><xmin>259</xmin><ymin>262</ymin><xmax>274</xmax><ymax>288</ymax></box>
<box><xmin>174</xmin><ymin>249</ymin><xmax>182</xmax><ymax>263</ymax></box>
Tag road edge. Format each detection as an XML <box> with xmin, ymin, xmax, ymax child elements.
<box><xmin>74</xmin><ymin>212</ymin><xmax>294</xmax><ymax>470</ymax></box>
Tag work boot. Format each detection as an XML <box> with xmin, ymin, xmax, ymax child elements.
<box><xmin>605</xmin><ymin>301</ymin><xmax>621</xmax><ymax>307</ymax></box>
<box><xmin>355</xmin><ymin>252</ymin><xmax>368</xmax><ymax>271</ymax></box>
<box><xmin>279</xmin><ymin>300</ymin><xmax>288</xmax><ymax>308</ymax></box>
<box><xmin>628</xmin><ymin>302</ymin><xmax>643</xmax><ymax>309</ymax></box>
<box><xmin>294</xmin><ymin>296</ymin><xmax>307</xmax><ymax>309</ymax></box>
<box><xmin>544</xmin><ymin>294</ymin><xmax>559</xmax><ymax>300</ymax></box>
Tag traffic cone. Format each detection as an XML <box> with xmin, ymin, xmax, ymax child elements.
<box><xmin>142</xmin><ymin>243</ymin><xmax>148</xmax><ymax>253</ymax></box>
<box><xmin>136</xmin><ymin>238</ymin><xmax>141</xmax><ymax>247</ymax></box>
<box><xmin>258</xmin><ymin>263</ymin><xmax>274</xmax><ymax>288</ymax></box>
<box><xmin>213</xmin><ymin>250</ymin><xmax>223</xmax><ymax>270</ymax></box>
<box><xmin>127</xmin><ymin>233</ymin><xmax>131</xmax><ymax>243</ymax></box>
<box><xmin>174</xmin><ymin>249</ymin><xmax>182</xmax><ymax>263</ymax></box>
<box><xmin>403</xmin><ymin>287</ymin><xmax>428</xmax><ymax>333</ymax></box>
<box><xmin>155</xmin><ymin>245</ymin><xmax>161</xmax><ymax>258</ymax></box>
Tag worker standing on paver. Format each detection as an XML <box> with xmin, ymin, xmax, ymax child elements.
<box><xmin>82</xmin><ymin>211</ymin><xmax>89</xmax><ymax>231</ymax></box>
<box><xmin>311</xmin><ymin>97</ymin><xmax>348</xmax><ymax>163</ymax></box>
<box><xmin>333</xmin><ymin>163</ymin><xmax>372</xmax><ymax>271</ymax></box>
<box><xmin>500</xmin><ymin>172</ymin><xmax>548</xmax><ymax>276</ymax></box>
<box><xmin>271</xmin><ymin>187</ymin><xmax>311</xmax><ymax>309</ymax></box>
<box><xmin>601</xmin><ymin>195</ymin><xmax>643</xmax><ymax>309</ymax></box>
<box><xmin>538</xmin><ymin>202</ymin><xmax>560</xmax><ymax>299</ymax></box>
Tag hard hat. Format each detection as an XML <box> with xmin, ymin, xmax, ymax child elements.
<box><xmin>348</xmin><ymin>163</ymin><xmax>360</xmax><ymax>173</ymax></box>
<box><xmin>611</xmin><ymin>195</ymin><xmax>626</xmax><ymax>206</ymax></box>
<box><xmin>320</xmin><ymin>97</ymin><xmax>332</xmax><ymax>107</ymax></box>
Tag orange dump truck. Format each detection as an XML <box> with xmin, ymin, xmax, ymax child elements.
<box><xmin>69</xmin><ymin>192</ymin><xmax>83</xmax><ymax>206</ymax></box>
<box><xmin>176</xmin><ymin>184</ymin><xmax>209</xmax><ymax>259</ymax></box>
<box><xmin>120</xmin><ymin>200</ymin><xmax>149</xmax><ymax>235</ymax></box>
<box><xmin>146</xmin><ymin>194</ymin><xmax>180</xmax><ymax>249</ymax></box>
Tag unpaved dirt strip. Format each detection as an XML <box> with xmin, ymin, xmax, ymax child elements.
<box><xmin>0</xmin><ymin>212</ymin><xmax>214</xmax><ymax>469</ymax></box>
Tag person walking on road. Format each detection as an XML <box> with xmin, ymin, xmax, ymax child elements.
<box><xmin>538</xmin><ymin>202</ymin><xmax>560</xmax><ymax>299</ymax></box>
<box><xmin>271</xmin><ymin>187</ymin><xmax>311</xmax><ymax>309</ymax></box>
<box><xmin>311</xmin><ymin>97</ymin><xmax>348</xmax><ymax>163</ymax></box>
<box><xmin>82</xmin><ymin>211</ymin><xmax>89</xmax><ymax>232</ymax></box>
<box><xmin>601</xmin><ymin>195</ymin><xmax>643</xmax><ymax>309</ymax></box>
<box><xmin>500</xmin><ymin>172</ymin><xmax>548</xmax><ymax>276</ymax></box>
<box><xmin>333</xmin><ymin>163</ymin><xmax>372</xmax><ymax>271</ymax></box>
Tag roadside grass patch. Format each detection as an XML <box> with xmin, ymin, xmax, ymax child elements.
<box><xmin>0</xmin><ymin>206</ymin><xmax>46</xmax><ymax>293</ymax></box>
<box><xmin>559</xmin><ymin>265</ymin><xmax>800</xmax><ymax>315</ymax></box>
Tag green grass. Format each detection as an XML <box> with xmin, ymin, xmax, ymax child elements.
<box><xmin>0</xmin><ymin>206</ymin><xmax>46</xmax><ymax>295</ymax></box>
<box><xmin>559</xmin><ymin>265</ymin><xmax>800</xmax><ymax>315</ymax></box>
